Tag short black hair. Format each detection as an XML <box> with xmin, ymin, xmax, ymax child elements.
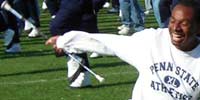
<box><xmin>178</xmin><ymin>0</ymin><xmax>200</xmax><ymax>23</ymax></box>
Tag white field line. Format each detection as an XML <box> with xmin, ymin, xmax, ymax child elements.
<box><xmin>0</xmin><ymin>71</ymin><xmax>138</xmax><ymax>85</ymax></box>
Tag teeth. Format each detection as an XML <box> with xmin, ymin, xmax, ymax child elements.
<box><xmin>172</xmin><ymin>33</ymin><xmax>184</xmax><ymax>42</ymax></box>
<box><xmin>173</xmin><ymin>34</ymin><xmax>182</xmax><ymax>38</ymax></box>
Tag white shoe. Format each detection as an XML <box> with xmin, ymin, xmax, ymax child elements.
<box><xmin>24</xmin><ymin>20</ymin><xmax>33</xmax><ymax>31</ymax></box>
<box><xmin>51</xmin><ymin>15</ymin><xmax>56</xmax><ymax>19</ymax></box>
<box><xmin>144</xmin><ymin>10</ymin><xmax>150</xmax><ymax>15</ymax></box>
<box><xmin>69</xmin><ymin>72</ymin><xmax>91</xmax><ymax>88</ymax></box>
<box><xmin>67</xmin><ymin>55</ymin><xmax>91</xmax><ymax>88</ymax></box>
<box><xmin>67</xmin><ymin>57</ymin><xmax>81</xmax><ymax>78</ymax></box>
<box><xmin>42</xmin><ymin>1</ymin><xmax>47</xmax><ymax>10</ymax></box>
<box><xmin>5</xmin><ymin>43</ymin><xmax>21</xmax><ymax>53</ymax></box>
<box><xmin>90</xmin><ymin>52</ymin><xmax>100</xmax><ymax>58</ymax></box>
<box><xmin>28</xmin><ymin>28</ymin><xmax>40</xmax><ymax>38</ymax></box>
<box><xmin>117</xmin><ymin>25</ymin><xmax>125</xmax><ymax>30</ymax></box>
<box><xmin>103</xmin><ymin>2</ymin><xmax>110</xmax><ymax>8</ymax></box>
<box><xmin>118</xmin><ymin>26</ymin><xmax>132</xmax><ymax>35</ymax></box>
<box><xmin>4</xmin><ymin>29</ymin><xmax>14</xmax><ymax>46</ymax></box>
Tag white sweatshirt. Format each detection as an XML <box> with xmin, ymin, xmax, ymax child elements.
<box><xmin>56</xmin><ymin>28</ymin><xmax>200</xmax><ymax>100</ymax></box>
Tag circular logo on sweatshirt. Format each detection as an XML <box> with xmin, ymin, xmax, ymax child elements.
<box><xmin>164</xmin><ymin>75</ymin><xmax>180</xmax><ymax>88</ymax></box>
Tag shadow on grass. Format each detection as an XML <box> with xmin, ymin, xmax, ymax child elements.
<box><xmin>87</xmin><ymin>80</ymin><xmax>136</xmax><ymax>89</ymax></box>
<box><xmin>89</xmin><ymin>56</ymin><xmax>130</xmax><ymax>68</ymax></box>
<box><xmin>0</xmin><ymin>60</ymin><xmax>128</xmax><ymax>77</ymax></box>
<box><xmin>0</xmin><ymin>49</ymin><xmax>54</xmax><ymax>59</ymax></box>
<box><xmin>0</xmin><ymin>60</ymin><xmax>129</xmax><ymax>78</ymax></box>
<box><xmin>66</xmin><ymin>80</ymin><xmax>136</xmax><ymax>90</ymax></box>
<box><xmin>0</xmin><ymin>67</ymin><xmax>66</xmax><ymax>77</ymax></box>
<box><xmin>92</xmin><ymin>61</ymin><xmax>129</xmax><ymax>68</ymax></box>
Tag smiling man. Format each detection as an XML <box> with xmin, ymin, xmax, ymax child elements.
<box><xmin>168</xmin><ymin>3</ymin><xmax>200</xmax><ymax>51</ymax></box>
<box><xmin>46</xmin><ymin>0</ymin><xmax>200</xmax><ymax>99</ymax></box>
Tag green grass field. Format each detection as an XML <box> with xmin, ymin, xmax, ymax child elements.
<box><xmin>0</xmin><ymin>1</ymin><xmax>158</xmax><ymax>100</ymax></box>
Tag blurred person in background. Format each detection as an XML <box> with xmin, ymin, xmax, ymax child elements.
<box><xmin>0</xmin><ymin>0</ymin><xmax>21</xmax><ymax>53</ymax></box>
<box><xmin>118</xmin><ymin>0</ymin><xmax>144</xmax><ymax>35</ymax></box>
<box><xmin>14</xmin><ymin>0</ymin><xmax>41</xmax><ymax>38</ymax></box>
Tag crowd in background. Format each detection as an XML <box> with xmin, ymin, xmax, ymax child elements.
<box><xmin>0</xmin><ymin>0</ymin><xmax>180</xmax><ymax>53</ymax></box>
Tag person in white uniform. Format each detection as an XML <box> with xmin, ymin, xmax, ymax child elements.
<box><xmin>46</xmin><ymin>0</ymin><xmax>200</xmax><ymax>99</ymax></box>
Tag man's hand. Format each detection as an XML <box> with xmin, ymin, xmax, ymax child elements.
<box><xmin>45</xmin><ymin>36</ymin><xmax>65</xmax><ymax>57</ymax></box>
<box><xmin>45</xmin><ymin>36</ymin><xmax>59</xmax><ymax>45</ymax></box>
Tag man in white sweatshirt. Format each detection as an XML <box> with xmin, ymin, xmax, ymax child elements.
<box><xmin>46</xmin><ymin>0</ymin><xmax>200</xmax><ymax>99</ymax></box>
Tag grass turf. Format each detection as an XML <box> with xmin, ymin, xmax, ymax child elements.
<box><xmin>0</xmin><ymin>0</ymin><xmax>158</xmax><ymax>100</ymax></box>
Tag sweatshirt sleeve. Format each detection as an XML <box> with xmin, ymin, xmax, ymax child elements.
<box><xmin>56</xmin><ymin>30</ymin><xmax>115</xmax><ymax>55</ymax></box>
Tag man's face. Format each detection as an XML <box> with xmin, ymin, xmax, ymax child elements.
<box><xmin>168</xmin><ymin>4</ymin><xmax>199</xmax><ymax>51</ymax></box>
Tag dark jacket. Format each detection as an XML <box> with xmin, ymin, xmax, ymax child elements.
<box><xmin>50</xmin><ymin>0</ymin><xmax>105</xmax><ymax>35</ymax></box>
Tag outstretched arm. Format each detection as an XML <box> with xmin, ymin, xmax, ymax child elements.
<box><xmin>46</xmin><ymin>31</ymin><xmax>115</xmax><ymax>56</ymax></box>
<box><xmin>46</xmin><ymin>28</ymin><xmax>157</xmax><ymax>73</ymax></box>
<box><xmin>46</xmin><ymin>30</ymin><xmax>150</xmax><ymax>67</ymax></box>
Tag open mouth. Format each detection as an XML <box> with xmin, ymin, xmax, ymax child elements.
<box><xmin>171</xmin><ymin>32</ymin><xmax>185</xmax><ymax>44</ymax></box>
